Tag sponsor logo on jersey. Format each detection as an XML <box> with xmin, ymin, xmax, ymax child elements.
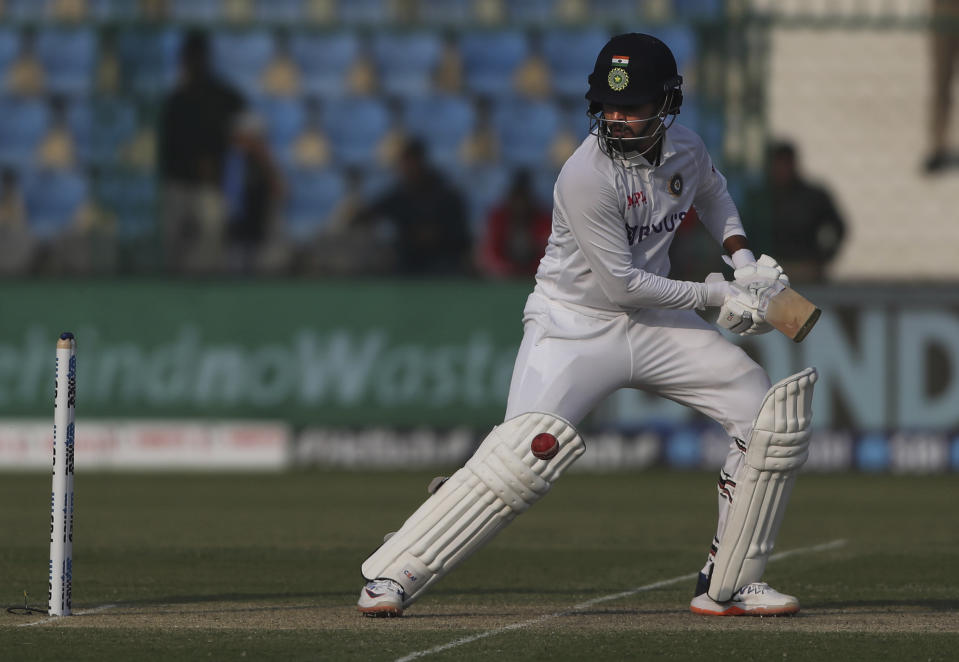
<box><xmin>625</xmin><ymin>190</ymin><xmax>647</xmax><ymax>209</ymax></box>
<box><xmin>668</xmin><ymin>172</ymin><xmax>683</xmax><ymax>196</ymax></box>
<box><xmin>608</xmin><ymin>67</ymin><xmax>629</xmax><ymax>91</ymax></box>
<box><xmin>624</xmin><ymin>211</ymin><xmax>686</xmax><ymax>246</ymax></box>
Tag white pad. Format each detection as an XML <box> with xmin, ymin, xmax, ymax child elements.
<box><xmin>708</xmin><ymin>367</ymin><xmax>817</xmax><ymax>602</ymax></box>
<box><xmin>361</xmin><ymin>412</ymin><xmax>586</xmax><ymax>607</ymax></box>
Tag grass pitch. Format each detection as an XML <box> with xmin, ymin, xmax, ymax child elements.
<box><xmin>1</xmin><ymin>470</ymin><xmax>957</xmax><ymax>661</ymax></box>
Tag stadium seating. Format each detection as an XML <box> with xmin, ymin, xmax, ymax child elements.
<box><xmin>2</xmin><ymin>0</ymin><xmax>50</xmax><ymax>21</ymax></box>
<box><xmin>0</xmin><ymin>29</ymin><xmax>20</xmax><ymax>90</ymax></box>
<box><xmin>118</xmin><ymin>28</ymin><xmax>182</xmax><ymax>97</ymax></box>
<box><xmin>283</xmin><ymin>168</ymin><xmax>346</xmax><ymax>242</ymax></box>
<box><xmin>36</xmin><ymin>27</ymin><xmax>97</xmax><ymax>96</ymax></box>
<box><xmin>491</xmin><ymin>97</ymin><xmax>562</xmax><ymax>168</ymax></box>
<box><xmin>336</xmin><ymin>0</ymin><xmax>395</xmax><ymax>26</ymax></box>
<box><xmin>0</xmin><ymin>97</ymin><xmax>51</xmax><ymax>169</ymax></box>
<box><xmin>321</xmin><ymin>96</ymin><xmax>392</xmax><ymax>167</ymax></box>
<box><xmin>212</xmin><ymin>30</ymin><xmax>276</xmax><ymax>98</ymax></box>
<box><xmin>401</xmin><ymin>94</ymin><xmax>476</xmax><ymax>168</ymax></box>
<box><xmin>169</xmin><ymin>0</ymin><xmax>224</xmax><ymax>23</ymax></box>
<box><xmin>253</xmin><ymin>0</ymin><xmax>306</xmax><ymax>24</ymax></box>
<box><xmin>454</xmin><ymin>164</ymin><xmax>511</xmax><ymax>236</ymax></box>
<box><xmin>95</xmin><ymin>169</ymin><xmax>157</xmax><ymax>239</ymax></box>
<box><xmin>255</xmin><ymin>95</ymin><xmax>309</xmax><ymax>165</ymax></box>
<box><xmin>371</xmin><ymin>32</ymin><xmax>444</xmax><ymax>99</ymax></box>
<box><xmin>417</xmin><ymin>0</ymin><xmax>474</xmax><ymax>25</ymax></box>
<box><xmin>506</xmin><ymin>0</ymin><xmax>559</xmax><ymax>25</ymax></box>
<box><xmin>289</xmin><ymin>32</ymin><xmax>360</xmax><ymax>98</ymax></box>
<box><xmin>542</xmin><ymin>28</ymin><xmax>610</xmax><ymax>99</ymax></box>
<box><xmin>23</xmin><ymin>169</ymin><xmax>88</xmax><ymax>240</ymax></box>
<box><xmin>87</xmin><ymin>0</ymin><xmax>142</xmax><ymax>22</ymax></box>
<box><xmin>459</xmin><ymin>30</ymin><xmax>530</xmax><ymax>98</ymax></box>
<box><xmin>66</xmin><ymin>97</ymin><xmax>139</xmax><ymax>165</ymax></box>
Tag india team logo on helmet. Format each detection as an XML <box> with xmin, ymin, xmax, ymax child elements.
<box><xmin>608</xmin><ymin>67</ymin><xmax>629</xmax><ymax>91</ymax></box>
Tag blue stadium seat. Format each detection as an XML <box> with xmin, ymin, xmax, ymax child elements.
<box><xmin>491</xmin><ymin>98</ymin><xmax>561</xmax><ymax>168</ymax></box>
<box><xmin>119</xmin><ymin>28</ymin><xmax>182</xmax><ymax>97</ymax></box>
<box><xmin>371</xmin><ymin>32</ymin><xmax>443</xmax><ymax>99</ymax></box>
<box><xmin>36</xmin><ymin>27</ymin><xmax>97</xmax><ymax>96</ymax></box>
<box><xmin>169</xmin><ymin>0</ymin><xmax>223</xmax><ymax>23</ymax></box>
<box><xmin>23</xmin><ymin>169</ymin><xmax>88</xmax><ymax>240</ymax></box>
<box><xmin>459</xmin><ymin>30</ymin><xmax>530</xmax><ymax>98</ymax></box>
<box><xmin>321</xmin><ymin>97</ymin><xmax>392</xmax><ymax>168</ymax></box>
<box><xmin>95</xmin><ymin>170</ymin><xmax>157</xmax><ymax>239</ymax></box>
<box><xmin>0</xmin><ymin>29</ymin><xmax>20</xmax><ymax>91</ymax></box>
<box><xmin>417</xmin><ymin>0</ymin><xmax>472</xmax><ymax>25</ymax></box>
<box><xmin>283</xmin><ymin>168</ymin><xmax>346</xmax><ymax>242</ymax></box>
<box><xmin>289</xmin><ymin>32</ymin><xmax>359</xmax><ymax>99</ymax></box>
<box><xmin>88</xmin><ymin>0</ymin><xmax>143</xmax><ymax>21</ymax></box>
<box><xmin>650</xmin><ymin>25</ymin><xmax>698</xmax><ymax>76</ymax></box>
<box><xmin>560</xmin><ymin>102</ymin><xmax>591</xmax><ymax>141</ymax></box>
<box><xmin>673</xmin><ymin>0</ymin><xmax>724</xmax><ymax>20</ymax></box>
<box><xmin>401</xmin><ymin>94</ymin><xmax>475</xmax><ymax>169</ymax></box>
<box><xmin>336</xmin><ymin>0</ymin><xmax>393</xmax><ymax>26</ymax></box>
<box><xmin>212</xmin><ymin>30</ymin><xmax>276</xmax><ymax>99</ymax></box>
<box><xmin>505</xmin><ymin>0</ymin><xmax>557</xmax><ymax>25</ymax></box>
<box><xmin>542</xmin><ymin>28</ymin><xmax>610</xmax><ymax>98</ymax></box>
<box><xmin>0</xmin><ymin>97</ymin><xmax>51</xmax><ymax>169</ymax></box>
<box><xmin>66</xmin><ymin>98</ymin><xmax>139</xmax><ymax>165</ymax></box>
<box><xmin>453</xmin><ymin>164</ymin><xmax>511</xmax><ymax>237</ymax></box>
<box><xmin>587</xmin><ymin>0</ymin><xmax>642</xmax><ymax>22</ymax></box>
<box><xmin>3</xmin><ymin>0</ymin><xmax>50</xmax><ymax>20</ymax></box>
<box><xmin>254</xmin><ymin>96</ymin><xmax>308</xmax><ymax>165</ymax></box>
<box><xmin>253</xmin><ymin>0</ymin><xmax>306</xmax><ymax>23</ymax></box>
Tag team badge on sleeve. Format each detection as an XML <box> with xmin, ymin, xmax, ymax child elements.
<box><xmin>608</xmin><ymin>67</ymin><xmax>629</xmax><ymax>91</ymax></box>
<box><xmin>668</xmin><ymin>172</ymin><xmax>684</xmax><ymax>196</ymax></box>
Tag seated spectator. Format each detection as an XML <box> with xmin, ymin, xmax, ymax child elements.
<box><xmin>744</xmin><ymin>140</ymin><xmax>847</xmax><ymax>283</ymax></box>
<box><xmin>352</xmin><ymin>138</ymin><xmax>472</xmax><ymax>276</ymax></box>
<box><xmin>477</xmin><ymin>168</ymin><xmax>551</xmax><ymax>278</ymax></box>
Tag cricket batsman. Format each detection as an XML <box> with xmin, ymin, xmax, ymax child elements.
<box><xmin>357</xmin><ymin>32</ymin><xmax>817</xmax><ymax>618</ymax></box>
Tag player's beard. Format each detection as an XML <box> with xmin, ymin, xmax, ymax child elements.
<box><xmin>603</xmin><ymin>116</ymin><xmax>664</xmax><ymax>159</ymax></box>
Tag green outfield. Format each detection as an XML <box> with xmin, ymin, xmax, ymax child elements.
<box><xmin>1</xmin><ymin>470</ymin><xmax>957</xmax><ymax>661</ymax></box>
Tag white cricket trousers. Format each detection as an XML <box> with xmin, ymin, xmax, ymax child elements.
<box><xmin>505</xmin><ymin>293</ymin><xmax>771</xmax><ymax>564</ymax></box>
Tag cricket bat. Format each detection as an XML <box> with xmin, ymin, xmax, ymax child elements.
<box><xmin>765</xmin><ymin>286</ymin><xmax>821</xmax><ymax>342</ymax></box>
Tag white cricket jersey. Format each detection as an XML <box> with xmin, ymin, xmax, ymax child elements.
<box><xmin>533</xmin><ymin>123</ymin><xmax>744</xmax><ymax>313</ymax></box>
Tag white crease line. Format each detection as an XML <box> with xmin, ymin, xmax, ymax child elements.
<box><xmin>394</xmin><ymin>538</ymin><xmax>847</xmax><ymax>662</ymax></box>
<box><xmin>16</xmin><ymin>603</ymin><xmax>117</xmax><ymax>627</ymax></box>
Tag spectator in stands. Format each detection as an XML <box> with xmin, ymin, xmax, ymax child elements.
<box><xmin>745</xmin><ymin>140</ymin><xmax>846</xmax><ymax>282</ymax></box>
<box><xmin>158</xmin><ymin>30</ymin><xmax>246</xmax><ymax>274</ymax></box>
<box><xmin>924</xmin><ymin>0</ymin><xmax>959</xmax><ymax>173</ymax></box>
<box><xmin>477</xmin><ymin>169</ymin><xmax>551</xmax><ymax>278</ymax></box>
<box><xmin>222</xmin><ymin>112</ymin><xmax>286</xmax><ymax>275</ymax></box>
<box><xmin>351</xmin><ymin>138</ymin><xmax>472</xmax><ymax>276</ymax></box>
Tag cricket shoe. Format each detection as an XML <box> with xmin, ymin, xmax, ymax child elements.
<box><xmin>357</xmin><ymin>578</ymin><xmax>405</xmax><ymax>617</ymax></box>
<box><xmin>690</xmin><ymin>582</ymin><xmax>800</xmax><ymax>616</ymax></box>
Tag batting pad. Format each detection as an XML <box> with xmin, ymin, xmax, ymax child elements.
<box><xmin>361</xmin><ymin>412</ymin><xmax>586</xmax><ymax>607</ymax></box>
<box><xmin>708</xmin><ymin>367</ymin><xmax>818</xmax><ymax>603</ymax></box>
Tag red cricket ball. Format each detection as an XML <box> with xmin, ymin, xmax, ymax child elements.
<box><xmin>530</xmin><ymin>432</ymin><xmax>559</xmax><ymax>460</ymax></box>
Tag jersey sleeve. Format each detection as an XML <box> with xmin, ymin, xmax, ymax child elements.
<box><xmin>692</xmin><ymin>145</ymin><xmax>746</xmax><ymax>244</ymax></box>
<box><xmin>555</xmin><ymin>166</ymin><xmax>710</xmax><ymax>311</ymax></box>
